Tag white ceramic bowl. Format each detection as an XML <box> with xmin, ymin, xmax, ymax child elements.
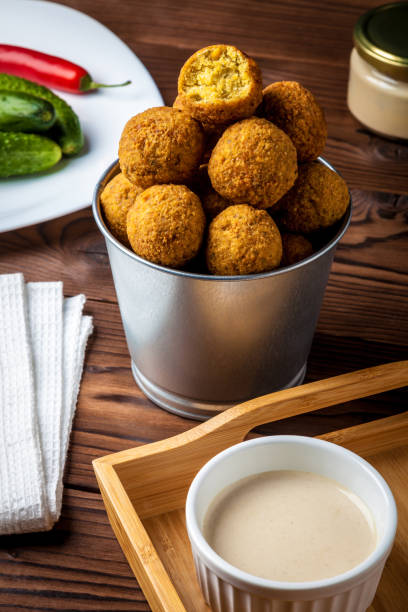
<box><xmin>186</xmin><ymin>436</ymin><xmax>397</xmax><ymax>612</ymax></box>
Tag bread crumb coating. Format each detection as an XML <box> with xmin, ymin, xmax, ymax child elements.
<box><xmin>206</xmin><ymin>204</ymin><xmax>282</xmax><ymax>275</ymax></box>
<box><xmin>281</xmin><ymin>232</ymin><xmax>313</xmax><ymax>266</ymax></box>
<box><xmin>192</xmin><ymin>164</ymin><xmax>231</xmax><ymax>219</ymax></box>
<box><xmin>277</xmin><ymin>161</ymin><xmax>349</xmax><ymax>233</ymax></box>
<box><xmin>208</xmin><ymin>117</ymin><xmax>298</xmax><ymax>208</ymax></box>
<box><xmin>119</xmin><ymin>107</ymin><xmax>204</xmax><ymax>189</ymax></box>
<box><xmin>127</xmin><ymin>184</ymin><xmax>206</xmax><ymax>267</ymax></box>
<box><xmin>260</xmin><ymin>81</ymin><xmax>327</xmax><ymax>162</ymax></box>
<box><xmin>100</xmin><ymin>173</ymin><xmax>143</xmax><ymax>246</ymax></box>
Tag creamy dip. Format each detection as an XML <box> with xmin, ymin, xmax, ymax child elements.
<box><xmin>203</xmin><ymin>470</ymin><xmax>377</xmax><ymax>582</ymax></box>
<box><xmin>348</xmin><ymin>49</ymin><xmax>408</xmax><ymax>140</ymax></box>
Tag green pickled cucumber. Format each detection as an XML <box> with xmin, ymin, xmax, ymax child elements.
<box><xmin>0</xmin><ymin>90</ymin><xmax>56</xmax><ymax>132</ymax></box>
<box><xmin>0</xmin><ymin>132</ymin><xmax>62</xmax><ymax>177</ymax></box>
<box><xmin>0</xmin><ymin>73</ymin><xmax>83</xmax><ymax>156</ymax></box>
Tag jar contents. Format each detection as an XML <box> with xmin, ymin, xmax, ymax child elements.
<box><xmin>348</xmin><ymin>49</ymin><xmax>408</xmax><ymax>139</ymax></box>
<box><xmin>203</xmin><ymin>470</ymin><xmax>377</xmax><ymax>582</ymax></box>
<box><xmin>347</xmin><ymin>3</ymin><xmax>408</xmax><ymax>139</ymax></box>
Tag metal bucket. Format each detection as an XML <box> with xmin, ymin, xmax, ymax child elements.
<box><xmin>93</xmin><ymin>159</ymin><xmax>351</xmax><ymax>420</ymax></box>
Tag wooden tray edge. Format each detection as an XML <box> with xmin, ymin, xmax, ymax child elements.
<box><xmin>94</xmin><ymin>460</ymin><xmax>187</xmax><ymax>612</ymax></box>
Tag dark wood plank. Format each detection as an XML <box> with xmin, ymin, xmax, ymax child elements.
<box><xmin>0</xmin><ymin>490</ymin><xmax>150</xmax><ymax>611</ymax></box>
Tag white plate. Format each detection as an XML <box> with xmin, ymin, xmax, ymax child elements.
<box><xmin>0</xmin><ymin>0</ymin><xmax>163</xmax><ymax>233</ymax></box>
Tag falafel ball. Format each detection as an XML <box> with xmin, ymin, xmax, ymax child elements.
<box><xmin>277</xmin><ymin>161</ymin><xmax>349</xmax><ymax>234</ymax></box>
<box><xmin>177</xmin><ymin>45</ymin><xmax>263</xmax><ymax>126</ymax></box>
<box><xmin>208</xmin><ymin>117</ymin><xmax>298</xmax><ymax>209</ymax></box>
<box><xmin>201</xmin><ymin>123</ymin><xmax>229</xmax><ymax>163</ymax></box>
<box><xmin>281</xmin><ymin>233</ymin><xmax>313</xmax><ymax>266</ymax></box>
<box><xmin>100</xmin><ymin>172</ymin><xmax>143</xmax><ymax>246</ymax></box>
<box><xmin>260</xmin><ymin>81</ymin><xmax>327</xmax><ymax>162</ymax></box>
<box><xmin>201</xmin><ymin>185</ymin><xmax>232</xmax><ymax>219</ymax></box>
<box><xmin>127</xmin><ymin>184</ymin><xmax>206</xmax><ymax>268</ymax></box>
<box><xmin>118</xmin><ymin>107</ymin><xmax>205</xmax><ymax>189</ymax></box>
<box><xmin>206</xmin><ymin>204</ymin><xmax>282</xmax><ymax>275</ymax></box>
<box><xmin>193</xmin><ymin>164</ymin><xmax>231</xmax><ymax>219</ymax></box>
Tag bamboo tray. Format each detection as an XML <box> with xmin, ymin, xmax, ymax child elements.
<box><xmin>93</xmin><ymin>362</ymin><xmax>408</xmax><ymax>612</ymax></box>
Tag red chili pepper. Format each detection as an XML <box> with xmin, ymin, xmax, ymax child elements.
<box><xmin>0</xmin><ymin>44</ymin><xmax>131</xmax><ymax>94</ymax></box>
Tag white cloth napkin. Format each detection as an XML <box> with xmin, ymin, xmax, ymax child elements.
<box><xmin>27</xmin><ymin>281</ymin><xmax>63</xmax><ymax>524</ymax></box>
<box><xmin>0</xmin><ymin>274</ymin><xmax>48</xmax><ymax>534</ymax></box>
<box><xmin>0</xmin><ymin>274</ymin><xmax>93</xmax><ymax>534</ymax></box>
<box><xmin>55</xmin><ymin>295</ymin><xmax>87</xmax><ymax>518</ymax></box>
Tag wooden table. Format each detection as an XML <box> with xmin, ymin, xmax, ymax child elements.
<box><xmin>1</xmin><ymin>1</ymin><xmax>407</xmax><ymax>610</ymax></box>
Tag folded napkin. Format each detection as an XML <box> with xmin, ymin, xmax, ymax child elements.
<box><xmin>0</xmin><ymin>274</ymin><xmax>48</xmax><ymax>534</ymax></box>
<box><xmin>0</xmin><ymin>274</ymin><xmax>93</xmax><ymax>534</ymax></box>
<box><xmin>27</xmin><ymin>281</ymin><xmax>63</xmax><ymax>525</ymax></box>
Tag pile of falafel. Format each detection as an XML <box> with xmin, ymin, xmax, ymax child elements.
<box><xmin>101</xmin><ymin>44</ymin><xmax>349</xmax><ymax>276</ymax></box>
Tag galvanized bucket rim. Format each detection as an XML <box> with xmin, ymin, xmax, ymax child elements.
<box><xmin>92</xmin><ymin>157</ymin><xmax>351</xmax><ymax>282</ymax></box>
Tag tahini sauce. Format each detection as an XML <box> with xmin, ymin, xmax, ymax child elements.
<box><xmin>203</xmin><ymin>470</ymin><xmax>376</xmax><ymax>582</ymax></box>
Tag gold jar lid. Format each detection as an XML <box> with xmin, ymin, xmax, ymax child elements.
<box><xmin>354</xmin><ymin>2</ymin><xmax>408</xmax><ymax>82</ymax></box>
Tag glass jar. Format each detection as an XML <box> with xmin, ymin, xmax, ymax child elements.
<box><xmin>347</xmin><ymin>2</ymin><xmax>408</xmax><ymax>140</ymax></box>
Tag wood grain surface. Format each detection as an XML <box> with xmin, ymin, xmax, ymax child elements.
<box><xmin>0</xmin><ymin>0</ymin><xmax>407</xmax><ymax>610</ymax></box>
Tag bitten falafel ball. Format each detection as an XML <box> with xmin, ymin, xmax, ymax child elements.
<box><xmin>118</xmin><ymin>107</ymin><xmax>205</xmax><ymax>189</ymax></box>
<box><xmin>277</xmin><ymin>161</ymin><xmax>350</xmax><ymax>234</ymax></box>
<box><xmin>281</xmin><ymin>233</ymin><xmax>313</xmax><ymax>267</ymax></box>
<box><xmin>126</xmin><ymin>184</ymin><xmax>206</xmax><ymax>268</ymax></box>
<box><xmin>177</xmin><ymin>45</ymin><xmax>263</xmax><ymax>126</ymax></box>
<box><xmin>208</xmin><ymin>117</ymin><xmax>298</xmax><ymax>209</ymax></box>
<box><xmin>206</xmin><ymin>204</ymin><xmax>282</xmax><ymax>275</ymax></box>
<box><xmin>260</xmin><ymin>81</ymin><xmax>327</xmax><ymax>162</ymax></box>
<box><xmin>100</xmin><ymin>172</ymin><xmax>143</xmax><ymax>246</ymax></box>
